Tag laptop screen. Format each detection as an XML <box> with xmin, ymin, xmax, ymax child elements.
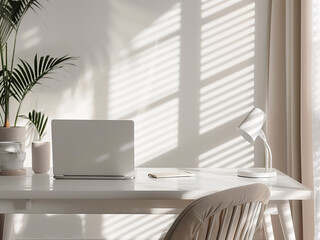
<box><xmin>51</xmin><ymin>120</ymin><xmax>134</xmax><ymax>178</ymax></box>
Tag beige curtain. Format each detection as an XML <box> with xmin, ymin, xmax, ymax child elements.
<box><xmin>301</xmin><ymin>1</ymin><xmax>314</xmax><ymax>239</ymax></box>
<box><xmin>267</xmin><ymin>0</ymin><xmax>314</xmax><ymax>239</ymax></box>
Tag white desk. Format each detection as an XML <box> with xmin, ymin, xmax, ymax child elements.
<box><xmin>0</xmin><ymin>168</ymin><xmax>312</xmax><ymax>240</ymax></box>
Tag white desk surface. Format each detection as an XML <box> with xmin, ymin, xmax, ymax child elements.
<box><xmin>0</xmin><ymin>168</ymin><xmax>312</xmax><ymax>201</ymax></box>
<box><xmin>0</xmin><ymin>168</ymin><xmax>311</xmax><ymax>240</ymax></box>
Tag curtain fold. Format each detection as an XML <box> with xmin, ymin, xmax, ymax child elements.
<box><xmin>301</xmin><ymin>1</ymin><xmax>314</xmax><ymax>240</ymax></box>
<box><xmin>267</xmin><ymin>0</ymin><xmax>314</xmax><ymax>239</ymax></box>
<box><xmin>285</xmin><ymin>1</ymin><xmax>303</xmax><ymax>239</ymax></box>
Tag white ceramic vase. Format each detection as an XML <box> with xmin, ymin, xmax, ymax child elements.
<box><xmin>32</xmin><ymin>141</ymin><xmax>50</xmax><ymax>173</ymax></box>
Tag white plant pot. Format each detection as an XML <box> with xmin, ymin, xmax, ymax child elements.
<box><xmin>0</xmin><ymin>142</ymin><xmax>26</xmax><ymax>171</ymax></box>
<box><xmin>32</xmin><ymin>141</ymin><xmax>50</xmax><ymax>174</ymax></box>
<box><xmin>0</xmin><ymin>152</ymin><xmax>26</xmax><ymax>171</ymax></box>
<box><xmin>0</xmin><ymin>127</ymin><xmax>26</xmax><ymax>150</ymax></box>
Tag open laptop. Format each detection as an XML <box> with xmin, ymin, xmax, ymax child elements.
<box><xmin>52</xmin><ymin>120</ymin><xmax>135</xmax><ymax>179</ymax></box>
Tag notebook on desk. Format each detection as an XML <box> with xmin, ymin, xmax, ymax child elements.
<box><xmin>51</xmin><ymin>120</ymin><xmax>135</xmax><ymax>179</ymax></box>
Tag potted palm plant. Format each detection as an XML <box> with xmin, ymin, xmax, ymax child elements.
<box><xmin>0</xmin><ymin>0</ymin><xmax>74</xmax><ymax>146</ymax></box>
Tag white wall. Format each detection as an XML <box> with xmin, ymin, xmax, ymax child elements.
<box><xmin>12</xmin><ymin>0</ymin><xmax>270</xmax><ymax>239</ymax></box>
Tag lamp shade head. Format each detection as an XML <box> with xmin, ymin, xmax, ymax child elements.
<box><xmin>237</xmin><ymin>107</ymin><xmax>266</xmax><ymax>143</ymax></box>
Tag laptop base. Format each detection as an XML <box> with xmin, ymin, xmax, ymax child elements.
<box><xmin>54</xmin><ymin>175</ymin><xmax>134</xmax><ymax>180</ymax></box>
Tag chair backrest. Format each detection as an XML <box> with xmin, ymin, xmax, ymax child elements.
<box><xmin>164</xmin><ymin>183</ymin><xmax>270</xmax><ymax>240</ymax></box>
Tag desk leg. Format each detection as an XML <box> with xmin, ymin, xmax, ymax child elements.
<box><xmin>277</xmin><ymin>200</ymin><xmax>296</xmax><ymax>240</ymax></box>
<box><xmin>2</xmin><ymin>214</ymin><xmax>14</xmax><ymax>240</ymax></box>
<box><xmin>263</xmin><ymin>214</ymin><xmax>275</xmax><ymax>240</ymax></box>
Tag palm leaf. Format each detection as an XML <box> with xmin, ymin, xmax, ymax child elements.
<box><xmin>8</xmin><ymin>0</ymin><xmax>42</xmax><ymax>25</ymax></box>
<box><xmin>10</xmin><ymin>54</ymin><xmax>75</xmax><ymax>103</ymax></box>
<box><xmin>0</xmin><ymin>1</ymin><xmax>14</xmax><ymax>45</ymax></box>
<box><xmin>21</xmin><ymin>110</ymin><xmax>48</xmax><ymax>140</ymax></box>
<box><xmin>0</xmin><ymin>0</ymin><xmax>42</xmax><ymax>45</ymax></box>
<box><xmin>0</xmin><ymin>67</ymin><xmax>15</xmax><ymax>105</ymax></box>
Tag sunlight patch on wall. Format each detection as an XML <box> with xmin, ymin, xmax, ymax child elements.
<box><xmin>102</xmin><ymin>214</ymin><xmax>175</xmax><ymax>240</ymax></box>
<box><xmin>199</xmin><ymin>66</ymin><xmax>254</xmax><ymax>133</ymax></box>
<box><xmin>21</xmin><ymin>26</ymin><xmax>41</xmax><ymax>50</ymax></box>
<box><xmin>131</xmin><ymin>3</ymin><xmax>181</xmax><ymax>51</ymax></box>
<box><xmin>202</xmin><ymin>0</ymin><xmax>245</xmax><ymax>20</ymax></box>
<box><xmin>108</xmin><ymin>3</ymin><xmax>181</xmax><ymax>165</ymax></box>
<box><xmin>135</xmin><ymin>99</ymin><xmax>179</xmax><ymax>166</ymax></box>
<box><xmin>108</xmin><ymin>36</ymin><xmax>180</xmax><ymax>119</ymax></box>
<box><xmin>14</xmin><ymin>214</ymin><xmax>24</xmax><ymax>235</ymax></box>
<box><xmin>199</xmin><ymin>136</ymin><xmax>254</xmax><ymax>167</ymax></box>
<box><xmin>199</xmin><ymin>0</ymin><xmax>255</xmax><ymax>134</ymax></box>
<box><xmin>200</xmin><ymin>2</ymin><xmax>255</xmax><ymax>79</ymax></box>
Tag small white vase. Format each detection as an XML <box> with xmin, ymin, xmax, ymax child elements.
<box><xmin>32</xmin><ymin>141</ymin><xmax>50</xmax><ymax>174</ymax></box>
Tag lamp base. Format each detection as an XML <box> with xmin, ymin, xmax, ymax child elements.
<box><xmin>238</xmin><ymin>168</ymin><xmax>277</xmax><ymax>178</ymax></box>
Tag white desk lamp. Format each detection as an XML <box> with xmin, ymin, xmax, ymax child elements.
<box><xmin>237</xmin><ymin>107</ymin><xmax>277</xmax><ymax>178</ymax></box>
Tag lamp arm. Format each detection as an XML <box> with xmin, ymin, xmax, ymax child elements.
<box><xmin>258</xmin><ymin>130</ymin><xmax>273</xmax><ymax>171</ymax></box>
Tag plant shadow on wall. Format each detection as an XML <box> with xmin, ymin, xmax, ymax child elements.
<box><xmin>15</xmin><ymin>0</ymin><xmax>114</xmax><ymax>123</ymax></box>
<box><xmin>0</xmin><ymin>0</ymin><xmax>74</xmax><ymax>131</ymax></box>
<box><xmin>108</xmin><ymin>0</ymin><xmax>257</xmax><ymax>169</ymax></box>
